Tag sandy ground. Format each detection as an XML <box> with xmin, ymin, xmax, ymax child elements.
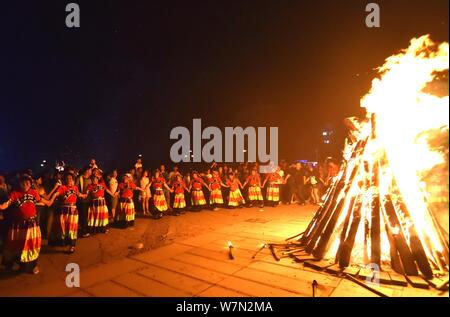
<box><xmin>0</xmin><ymin>204</ymin><xmax>315</xmax><ymax>294</ymax></box>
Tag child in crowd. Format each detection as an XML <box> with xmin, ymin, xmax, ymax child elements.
<box><xmin>208</xmin><ymin>170</ymin><xmax>227</xmax><ymax>211</ymax></box>
<box><xmin>243</xmin><ymin>168</ymin><xmax>264</xmax><ymax>208</ymax></box>
<box><xmin>116</xmin><ymin>174</ymin><xmax>143</xmax><ymax>227</ymax></box>
<box><xmin>171</xmin><ymin>174</ymin><xmax>189</xmax><ymax>215</ymax></box>
<box><xmin>226</xmin><ymin>172</ymin><xmax>245</xmax><ymax>208</ymax></box>
<box><xmin>189</xmin><ymin>171</ymin><xmax>210</xmax><ymax>211</ymax></box>
<box><xmin>151</xmin><ymin>170</ymin><xmax>173</xmax><ymax>217</ymax></box>
<box><xmin>0</xmin><ymin>175</ymin><xmax>51</xmax><ymax>274</ymax></box>
<box><xmin>50</xmin><ymin>173</ymin><xmax>87</xmax><ymax>253</ymax></box>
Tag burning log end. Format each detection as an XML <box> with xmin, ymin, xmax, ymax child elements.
<box><xmin>251</xmin><ymin>243</ymin><xmax>266</xmax><ymax>259</ymax></box>
<box><xmin>312</xmin><ymin>280</ymin><xmax>318</xmax><ymax>297</ymax></box>
<box><xmin>228</xmin><ymin>241</ymin><xmax>234</xmax><ymax>260</ymax></box>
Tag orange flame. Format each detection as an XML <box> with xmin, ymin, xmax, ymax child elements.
<box><xmin>325</xmin><ymin>35</ymin><xmax>449</xmax><ymax>272</ymax></box>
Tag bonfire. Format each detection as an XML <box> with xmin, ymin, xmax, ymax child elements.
<box><xmin>271</xmin><ymin>35</ymin><xmax>449</xmax><ymax>290</ymax></box>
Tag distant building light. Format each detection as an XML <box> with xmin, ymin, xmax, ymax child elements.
<box><xmin>322</xmin><ymin>131</ymin><xmax>328</xmax><ymax>136</ymax></box>
<box><xmin>42</xmin><ymin>160</ymin><xmax>47</xmax><ymax>163</ymax></box>
<box><xmin>324</xmin><ymin>140</ymin><xmax>330</xmax><ymax>144</ymax></box>
<box><xmin>40</xmin><ymin>164</ymin><xmax>44</xmax><ymax>167</ymax></box>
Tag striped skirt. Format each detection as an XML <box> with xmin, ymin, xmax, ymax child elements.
<box><xmin>153</xmin><ymin>191</ymin><xmax>168</xmax><ymax>212</ymax></box>
<box><xmin>266</xmin><ymin>184</ymin><xmax>280</xmax><ymax>202</ymax></box>
<box><xmin>3</xmin><ymin>216</ymin><xmax>41</xmax><ymax>263</ymax></box>
<box><xmin>248</xmin><ymin>186</ymin><xmax>263</xmax><ymax>201</ymax></box>
<box><xmin>55</xmin><ymin>205</ymin><xmax>78</xmax><ymax>241</ymax></box>
<box><xmin>191</xmin><ymin>189</ymin><xmax>207</xmax><ymax>206</ymax></box>
<box><xmin>88</xmin><ymin>198</ymin><xmax>109</xmax><ymax>228</ymax></box>
<box><xmin>173</xmin><ymin>193</ymin><xmax>186</xmax><ymax>209</ymax></box>
<box><xmin>117</xmin><ymin>198</ymin><xmax>135</xmax><ymax>222</ymax></box>
<box><xmin>228</xmin><ymin>189</ymin><xmax>245</xmax><ymax>206</ymax></box>
<box><xmin>209</xmin><ymin>188</ymin><xmax>224</xmax><ymax>205</ymax></box>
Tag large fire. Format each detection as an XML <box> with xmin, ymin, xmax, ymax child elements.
<box><xmin>298</xmin><ymin>35</ymin><xmax>449</xmax><ymax>280</ymax></box>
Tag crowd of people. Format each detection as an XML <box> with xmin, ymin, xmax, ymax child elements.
<box><xmin>0</xmin><ymin>157</ymin><xmax>340</xmax><ymax>275</ymax></box>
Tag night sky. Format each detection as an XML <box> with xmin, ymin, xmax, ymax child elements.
<box><xmin>0</xmin><ymin>0</ymin><xmax>448</xmax><ymax>173</ymax></box>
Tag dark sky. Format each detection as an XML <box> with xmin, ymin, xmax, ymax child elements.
<box><xmin>0</xmin><ymin>0</ymin><xmax>448</xmax><ymax>173</ymax></box>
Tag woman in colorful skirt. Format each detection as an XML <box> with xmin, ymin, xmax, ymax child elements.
<box><xmin>226</xmin><ymin>172</ymin><xmax>245</xmax><ymax>208</ymax></box>
<box><xmin>0</xmin><ymin>175</ymin><xmax>50</xmax><ymax>274</ymax></box>
<box><xmin>189</xmin><ymin>171</ymin><xmax>209</xmax><ymax>211</ymax></box>
<box><xmin>170</xmin><ymin>174</ymin><xmax>189</xmax><ymax>215</ymax></box>
<box><xmin>49</xmin><ymin>173</ymin><xmax>86</xmax><ymax>253</ymax></box>
<box><xmin>86</xmin><ymin>174</ymin><xmax>115</xmax><ymax>234</ymax></box>
<box><xmin>243</xmin><ymin>168</ymin><xmax>264</xmax><ymax>208</ymax></box>
<box><xmin>262</xmin><ymin>167</ymin><xmax>285</xmax><ymax>207</ymax></box>
<box><xmin>208</xmin><ymin>170</ymin><xmax>227</xmax><ymax>211</ymax></box>
<box><xmin>150</xmin><ymin>170</ymin><xmax>173</xmax><ymax>217</ymax></box>
<box><xmin>116</xmin><ymin>174</ymin><xmax>143</xmax><ymax>228</ymax></box>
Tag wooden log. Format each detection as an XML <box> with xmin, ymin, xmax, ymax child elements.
<box><xmin>301</xmin><ymin>170</ymin><xmax>344</xmax><ymax>243</ymax></box>
<box><xmin>343</xmin><ymin>266</ymin><xmax>360</xmax><ymax>276</ymax></box>
<box><xmin>358</xmin><ymin>267</ymin><xmax>376</xmax><ymax>281</ymax></box>
<box><xmin>363</xmin><ymin>219</ymin><xmax>370</xmax><ymax>264</ymax></box>
<box><xmin>291</xmin><ymin>254</ymin><xmax>317</xmax><ymax>263</ymax></box>
<box><xmin>312</xmin><ymin>197</ymin><xmax>348</xmax><ymax>259</ymax></box>
<box><xmin>379</xmin><ymin>271</ymin><xmax>392</xmax><ymax>285</ymax></box>
<box><xmin>436</xmin><ymin>278</ymin><xmax>449</xmax><ymax>290</ymax></box>
<box><xmin>370</xmin><ymin>163</ymin><xmax>381</xmax><ymax>267</ymax></box>
<box><xmin>343</xmin><ymin>273</ymin><xmax>389</xmax><ymax>297</ymax></box>
<box><xmin>405</xmin><ymin>275</ymin><xmax>429</xmax><ymax>289</ymax></box>
<box><xmin>302</xmin><ymin>180</ymin><xmax>345</xmax><ymax>250</ymax></box>
<box><xmin>325</xmin><ymin>264</ymin><xmax>343</xmax><ymax>275</ymax></box>
<box><xmin>307</xmin><ymin>159</ymin><xmax>361</xmax><ymax>256</ymax></box>
<box><xmin>357</xmin><ymin>268</ymin><xmax>391</xmax><ymax>285</ymax></box>
<box><xmin>304</xmin><ymin>260</ymin><xmax>333</xmax><ymax>271</ymax></box>
<box><xmin>334</xmin><ymin>196</ymin><xmax>357</xmax><ymax>261</ymax></box>
<box><xmin>337</xmin><ymin>196</ymin><xmax>363</xmax><ymax>268</ymax></box>
<box><xmin>302</xmin><ymin>136</ymin><xmax>367</xmax><ymax>249</ymax></box>
<box><xmin>409</xmin><ymin>230</ymin><xmax>434</xmax><ymax>278</ymax></box>
<box><xmin>387</xmin><ymin>271</ymin><xmax>408</xmax><ymax>286</ymax></box>
<box><xmin>380</xmin><ymin>205</ymin><xmax>404</xmax><ymax>275</ymax></box>
<box><xmin>382</xmin><ymin>197</ymin><xmax>419</xmax><ymax>276</ymax></box>
<box><xmin>393</xmin><ymin>197</ymin><xmax>435</xmax><ymax>278</ymax></box>
<box><xmin>426</xmin><ymin>276</ymin><xmax>449</xmax><ymax>289</ymax></box>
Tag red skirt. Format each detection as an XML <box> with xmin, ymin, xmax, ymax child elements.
<box><xmin>3</xmin><ymin>216</ymin><xmax>41</xmax><ymax>263</ymax></box>
<box><xmin>266</xmin><ymin>184</ymin><xmax>280</xmax><ymax>202</ymax></box>
<box><xmin>248</xmin><ymin>186</ymin><xmax>263</xmax><ymax>201</ymax></box>
<box><xmin>173</xmin><ymin>193</ymin><xmax>186</xmax><ymax>209</ymax></box>
<box><xmin>118</xmin><ymin>198</ymin><xmax>135</xmax><ymax>222</ymax></box>
<box><xmin>228</xmin><ymin>189</ymin><xmax>245</xmax><ymax>206</ymax></box>
<box><xmin>55</xmin><ymin>205</ymin><xmax>79</xmax><ymax>241</ymax></box>
<box><xmin>88</xmin><ymin>198</ymin><xmax>109</xmax><ymax>228</ymax></box>
<box><xmin>209</xmin><ymin>188</ymin><xmax>224</xmax><ymax>205</ymax></box>
<box><xmin>153</xmin><ymin>191</ymin><xmax>168</xmax><ymax>212</ymax></box>
<box><xmin>191</xmin><ymin>189</ymin><xmax>206</xmax><ymax>206</ymax></box>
